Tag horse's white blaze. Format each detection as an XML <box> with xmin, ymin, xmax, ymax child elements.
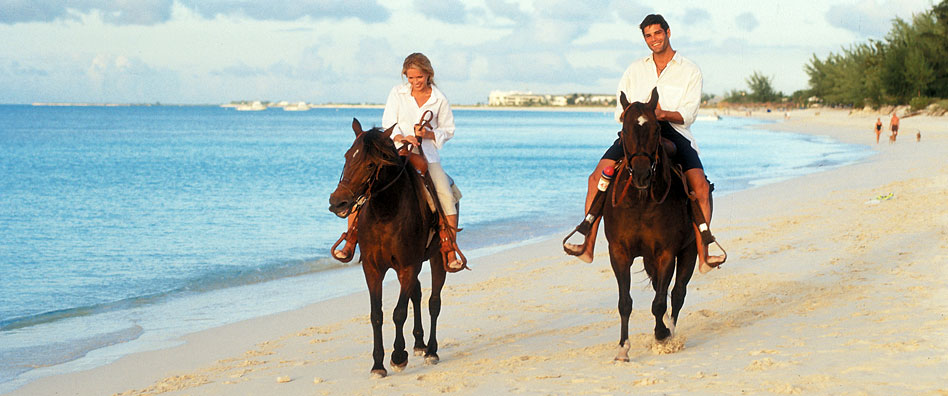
<box><xmin>637</xmin><ymin>115</ymin><xmax>647</xmax><ymax>126</ymax></box>
<box><xmin>351</xmin><ymin>149</ymin><xmax>359</xmax><ymax>158</ymax></box>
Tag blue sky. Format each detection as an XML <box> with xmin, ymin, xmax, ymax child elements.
<box><xmin>0</xmin><ymin>0</ymin><xmax>936</xmax><ymax>104</ymax></box>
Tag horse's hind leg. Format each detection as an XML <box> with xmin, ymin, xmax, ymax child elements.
<box><xmin>390</xmin><ymin>269</ymin><xmax>417</xmax><ymax>372</ymax></box>
<box><xmin>610</xmin><ymin>255</ymin><xmax>634</xmax><ymax>362</ymax></box>
<box><xmin>410</xmin><ymin>276</ymin><xmax>427</xmax><ymax>356</ymax></box>
<box><xmin>364</xmin><ymin>268</ymin><xmax>387</xmax><ymax>378</ymax></box>
<box><xmin>649</xmin><ymin>253</ymin><xmax>676</xmax><ymax>341</ymax></box>
<box><xmin>424</xmin><ymin>258</ymin><xmax>446</xmax><ymax>365</ymax></box>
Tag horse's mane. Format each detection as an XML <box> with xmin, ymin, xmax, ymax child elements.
<box><xmin>360</xmin><ymin>127</ymin><xmax>400</xmax><ymax>166</ymax></box>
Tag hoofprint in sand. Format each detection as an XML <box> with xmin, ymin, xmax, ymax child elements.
<box><xmin>7</xmin><ymin>109</ymin><xmax>947</xmax><ymax>396</ymax></box>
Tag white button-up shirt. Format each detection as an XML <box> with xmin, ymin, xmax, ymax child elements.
<box><xmin>614</xmin><ymin>52</ymin><xmax>703</xmax><ymax>153</ymax></box>
<box><xmin>382</xmin><ymin>83</ymin><xmax>455</xmax><ymax>163</ymax></box>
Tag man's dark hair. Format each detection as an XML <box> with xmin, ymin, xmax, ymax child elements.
<box><xmin>639</xmin><ymin>14</ymin><xmax>669</xmax><ymax>32</ymax></box>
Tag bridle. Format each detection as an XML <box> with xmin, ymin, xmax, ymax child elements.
<box><xmin>335</xmin><ymin>136</ymin><xmax>408</xmax><ymax>217</ymax></box>
<box><xmin>612</xmin><ymin>102</ymin><xmax>671</xmax><ymax>206</ymax></box>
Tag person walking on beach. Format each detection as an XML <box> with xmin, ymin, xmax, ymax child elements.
<box><xmin>875</xmin><ymin>117</ymin><xmax>883</xmax><ymax>143</ymax></box>
<box><xmin>564</xmin><ymin>14</ymin><xmax>725</xmax><ymax>274</ymax></box>
<box><xmin>889</xmin><ymin>112</ymin><xmax>900</xmax><ymax>142</ymax></box>
<box><xmin>333</xmin><ymin>53</ymin><xmax>464</xmax><ymax>271</ymax></box>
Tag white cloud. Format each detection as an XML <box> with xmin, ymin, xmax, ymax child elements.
<box><xmin>611</xmin><ymin>0</ymin><xmax>654</xmax><ymax>25</ymax></box>
<box><xmin>181</xmin><ymin>0</ymin><xmax>391</xmax><ymax>23</ymax></box>
<box><xmin>825</xmin><ymin>0</ymin><xmax>904</xmax><ymax>38</ymax></box>
<box><xmin>0</xmin><ymin>0</ymin><xmax>174</xmax><ymax>25</ymax></box>
<box><xmin>0</xmin><ymin>0</ymin><xmax>391</xmax><ymax>25</ymax></box>
<box><xmin>414</xmin><ymin>0</ymin><xmax>469</xmax><ymax>24</ymax></box>
<box><xmin>681</xmin><ymin>8</ymin><xmax>711</xmax><ymax>25</ymax></box>
<box><xmin>735</xmin><ymin>12</ymin><xmax>759</xmax><ymax>32</ymax></box>
<box><xmin>84</xmin><ymin>54</ymin><xmax>182</xmax><ymax>102</ymax></box>
<box><xmin>484</xmin><ymin>0</ymin><xmax>529</xmax><ymax>23</ymax></box>
<box><xmin>0</xmin><ymin>0</ymin><xmax>939</xmax><ymax>104</ymax></box>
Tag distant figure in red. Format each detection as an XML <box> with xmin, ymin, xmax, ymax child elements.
<box><xmin>874</xmin><ymin>117</ymin><xmax>882</xmax><ymax>143</ymax></box>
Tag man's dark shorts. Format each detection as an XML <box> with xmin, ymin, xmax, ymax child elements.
<box><xmin>601</xmin><ymin>120</ymin><xmax>703</xmax><ymax>171</ymax></box>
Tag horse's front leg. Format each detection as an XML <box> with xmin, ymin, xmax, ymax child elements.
<box><xmin>425</xmin><ymin>254</ymin><xmax>446</xmax><ymax>365</ymax></box>
<box><xmin>363</xmin><ymin>266</ymin><xmax>387</xmax><ymax>378</ymax></box>
<box><xmin>410</xmin><ymin>276</ymin><xmax>427</xmax><ymax>356</ymax></box>
<box><xmin>610</xmin><ymin>252</ymin><xmax>634</xmax><ymax>362</ymax></box>
<box><xmin>649</xmin><ymin>252</ymin><xmax>677</xmax><ymax>341</ymax></box>
<box><xmin>390</xmin><ymin>267</ymin><xmax>418</xmax><ymax>372</ymax></box>
<box><xmin>670</xmin><ymin>245</ymin><xmax>698</xmax><ymax>329</ymax></box>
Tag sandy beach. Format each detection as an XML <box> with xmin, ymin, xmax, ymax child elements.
<box><xmin>7</xmin><ymin>108</ymin><xmax>947</xmax><ymax>396</ymax></box>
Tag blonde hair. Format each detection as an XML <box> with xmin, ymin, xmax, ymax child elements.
<box><xmin>402</xmin><ymin>52</ymin><xmax>435</xmax><ymax>87</ymax></box>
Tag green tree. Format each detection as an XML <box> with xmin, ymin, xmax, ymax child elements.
<box><xmin>723</xmin><ymin>89</ymin><xmax>748</xmax><ymax>103</ymax></box>
<box><xmin>746</xmin><ymin>71</ymin><xmax>779</xmax><ymax>102</ymax></box>
<box><xmin>806</xmin><ymin>0</ymin><xmax>948</xmax><ymax>106</ymax></box>
<box><xmin>904</xmin><ymin>46</ymin><xmax>935</xmax><ymax>98</ymax></box>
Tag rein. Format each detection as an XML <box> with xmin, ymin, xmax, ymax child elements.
<box><xmin>338</xmin><ymin>140</ymin><xmax>408</xmax><ymax>217</ymax></box>
<box><xmin>612</xmin><ymin>103</ymin><xmax>672</xmax><ymax>207</ymax></box>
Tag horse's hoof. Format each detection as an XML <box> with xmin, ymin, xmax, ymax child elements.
<box><xmin>390</xmin><ymin>350</ymin><xmax>408</xmax><ymax>370</ymax></box>
<box><xmin>413</xmin><ymin>347</ymin><xmax>426</xmax><ymax>356</ymax></box>
<box><xmin>615</xmin><ymin>341</ymin><xmax>631</xmax><ymax>362</ymax></box>
<box><xmin>655</xmin><ymin>327</ymin><xmax>672</xmax><ymax>341</ymax></box>
<box><xmin>370</xmin><ymin>369</ymin><xmax>387</xmax><ymax>379</ymax></box>
<box><xmin>425</xmin><ymin>354</ymin><xmax>440</xmax><ymax>365</ymax></box>
<box><xmin>663</xmin><ymin>314</ymin><xmax>677</xmax><ymax>336</ymax></box>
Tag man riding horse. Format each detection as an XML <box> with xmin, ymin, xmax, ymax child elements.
<box><xmin>565</xmin><ymin>14</ymin><xmax>726</xmax><ymax>273</ymax></box>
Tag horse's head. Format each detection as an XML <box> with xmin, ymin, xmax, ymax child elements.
<box><xmin>618</xmin><ymin>88</ymin><xmax>661</xmax><ymax>190</ymax></box>
<box><xmin>328</xmin><ymin>118</ymin><xmax>398</xmax><ymax>217</ymax></box>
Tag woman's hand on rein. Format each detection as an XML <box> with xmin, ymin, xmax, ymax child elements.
<box><xmin>413</xmin><ymin>124</ymin><xmax>434</xmax><ymax>140</ymax></box>
<box><xmin>401</xmin><ymin>135</ymin><xmax>421</xmax><ymax>146</ymax></box>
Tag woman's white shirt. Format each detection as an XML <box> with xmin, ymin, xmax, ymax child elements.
<box><xmin>382</xmin><ymin>83</ymin><xmax>455</xmax><ymax>163</ymax></box>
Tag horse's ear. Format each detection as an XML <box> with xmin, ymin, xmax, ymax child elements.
<box><xmin>647</xmin><ymin>87</ymin><xmax>659</xmax><ymax>110</ymax></box>
<box><xmin>619</xmin><ymin>91</ymin><xmax>630</xmax><ymax>109</ymax></box>
<box><xmin>352</xmin><ymin>118</ymin><xmax>364</xmax><ymax>137</ymax></box>
<box><xmin>382</xmin><ymin>124</ymin><xmax>395</xmax><ymax>139</ymax></box>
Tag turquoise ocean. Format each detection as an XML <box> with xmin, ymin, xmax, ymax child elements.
<box><xmin>0</xmin><ymin>105</ymin><xmax>871</xmax><ymax>392</ymax></box>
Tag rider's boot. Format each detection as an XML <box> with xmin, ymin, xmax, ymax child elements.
<box><xmin>689</xmin><ymin>190</ymin><xmax>726</xmax><ymax>273</ymax></box>
<box><xmin>440</xmin><ymin>214</ymin><xmax>467</xmax><ymax>272</ymax></box>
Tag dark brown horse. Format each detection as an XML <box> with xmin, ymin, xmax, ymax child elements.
<box><xmin>328</xmin><ymin>119</ymin><xmax>446</xmax><ymax>378</ymax></box>
<box><xmin>604</xmin><ymin>89</ymin><xmax>699</xmax><ymax>361</ymax></box>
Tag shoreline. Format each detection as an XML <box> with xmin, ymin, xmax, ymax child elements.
<box><xmin>6</xmin><ymin>108</ymin><xmax>947</xmax><ymax>395</ymax></box>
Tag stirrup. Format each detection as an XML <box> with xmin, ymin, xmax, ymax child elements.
<box><xmin>331</xmin><ymin>232</ymin><xmax>356</xmax><ymax>263</ymax></box>
<box><xmin>705</xmin><ymin>239</ymin><xmax>727</xmax><ymax>267</ymax></box>
<box><xmin>563</xmin><ymin>216</ymin><xmax>595</xmax><ymax>257</ymax></box>
<box><xmin>699</xmin><ymin>230</ymin><xmax>727</xmax><ymax>269</ymax></box>
<box><xmin>563</xmin><ymin>241</ymin><xmax>585</xmax><ymax>256</ymax></box>
<box><xmin>439</xmin><ymin>229</ymin><xmax>468</xmax><ymax>273</ymax></box>
<box><xmin>562</xmin><ymin>227</ymin><xmax>587</xmax><ymax>256</ymax></box>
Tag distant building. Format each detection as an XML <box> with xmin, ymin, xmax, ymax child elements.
<box><xmin>574</xmin><ymin>94</ymin><xmax>614</xmax><ymax>106</ymax></box>
<box><xmin>488</xmin><ymin>91</ymin><xmax>614</xmax><ymax>107</ymax></box>
<box><xmin>489</xmin><ymin>91</ymin><xmax>547</xmax><ymax>106</ymax></box>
